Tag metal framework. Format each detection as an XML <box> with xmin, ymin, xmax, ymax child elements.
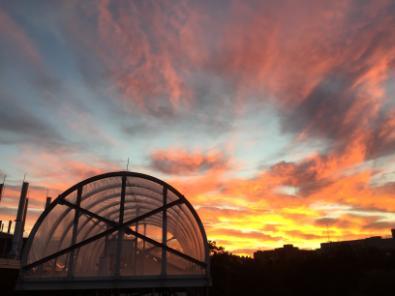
<box><xmin>17</xmin><ymin>171</ymin><xmax>210</xmax><ymax>291</ymax></box>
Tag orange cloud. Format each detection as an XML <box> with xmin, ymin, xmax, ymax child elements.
<box><xmin>150</xmin><ymin>148</ymin><xmax>229</xmax><ymax>175</ymax></box>
<box><xmin>91</xmin><ymin>0</ymin><xmax>205</xmax><ymax>113</ymax></box>
<box><xmin>152</xmin><ymin>144</ymin><xmax>395</xmax><ymax>254</ymax></box>
<box><xmin>15</xmin><ymin>147</ymin><xmax>119</xmax><ymax>192</ymax></box>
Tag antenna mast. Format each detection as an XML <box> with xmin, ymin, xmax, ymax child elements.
<box><xmin>126</xmin><ymin>157</ymin><xmax>130</xmax><ymax>171</ymax></box>
<box><xmin>325</xmin><ymin>222</ymin><xmax>331</xmax><ymax>242</ymax></box>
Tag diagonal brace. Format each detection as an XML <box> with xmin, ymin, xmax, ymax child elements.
<box><xmin>62</xmin><ymin>199</ymin><xmax>205</xmax><ymax>268</ymax></box>
<box><xmin>23</xmin><ymin>199</ymin><xmax>184</xmax><ymax>271</ymax></box>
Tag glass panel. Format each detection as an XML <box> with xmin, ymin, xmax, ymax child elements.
<box><xmin>167</xmin><ymin>251</ymin><xmax>204</xmax><ymax>275</ymax></box>
<box><xmin>74</xmin><ymin>234</ymin><xmax>112</xmax><ymax>277</ymax></box>
<box><xmin>80</xmin><ymin>177</ymin><xmax>123</xmax><ymax>223</ymax></box>
<box><xmin>126</xmin><ymin>176</ymin><xmax>163</xmax><ymax>195</ymax></box>
<box><xmin>166</xmin><ymin>204</ymin><xmax>205</xmax><ymax>262</ymax></box>
<box><xmin>138</xmin><ymin>241</ymin><xmax>162</xmax><ymax>276</ymax></box>
<box><xmin>123</xmin><ymin>192</ymin><xmax>162</xmax><ymax>222</ymax></box>
<box><xmin>114</xmin><ymin>210</ymin><xmax>163</xmax><ymax>277</ymax></box>
<box><xmin>167</xmin><ymin>236</ymin><xmax>183</xmax><ymax>252</ymax></box>
<box><xmin>141</xmin><ymin>215</ymin><xmax>163</xmax><ymax>242</ymax></box>
<box><xmin>125</xmin><ymin>187</ymin><xmax>163</xmax><ymax>205</ymax></box>
<box><xmin>174</xmin><ymin>203</ymin><xmax>205</xmax><ymax>262</ymax></box>
<box><xmin>28</xmin><ymin>204</ymin><xmax>75</xmax><ymax>265</ymax></box>
<box><xmin>167</xmin><ymin>188</ymin><xmax>181</xmax><ymax>203</ymax></box>
<box><xmin>64</xmin><ymin>190</ymin><xmax>78</xmax><ymax>203</ymax></box>
<box><xmin>24</xmin><ymin>257</ymin><xmax>67</xmax><ymax>279</ymax></box>
<box><xmin>75</xmin><ymin>213</ymin><xmax>110</xmax><ymax>245</ymax></box>
<box><xmin>119</xmin><ymin>233</ymin><xmax>138</xmax><ymax>276</ymax></box>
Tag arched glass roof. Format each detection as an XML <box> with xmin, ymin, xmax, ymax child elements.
<box><xmin>18</xmin><ymin>172</ymin><xmax>210</xmax><ymax>290</ymax></box>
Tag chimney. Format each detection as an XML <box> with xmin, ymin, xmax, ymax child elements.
<box><xmin>45</xmin><ymin>196</ymin><xmax>52</xmax><ymax>209</ymax></box>
<box><xmin>9</xmin><ymin>181</ymin><xmax>28</xmax><ymax>258</ymax></box>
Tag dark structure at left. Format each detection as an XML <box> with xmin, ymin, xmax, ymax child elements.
<box><xmin>0</xmin><ymin>178</ymin><xmax>29</xmax><ymax>296</ymax></box>
<box><xmin>13</xmin><ymin>171</ymin><xmax>210</xmax><ymax>295</ymax></box>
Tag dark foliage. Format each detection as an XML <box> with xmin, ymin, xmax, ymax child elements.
<box><xmin>209</xmin><ymin>244</ymin><xmax>395</xmax><ymax>296</ymax></box>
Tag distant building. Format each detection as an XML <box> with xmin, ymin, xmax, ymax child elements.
<box><xmin>254</xmin><ymin>244</ymin><xmax>313</xmax><ymax>262</ymax></box>
<box><xmin>0</xmin><ymin>232</ymin><xmax>13</xmax><ymax>258</ymax></box>
<box><xmin>0</xmin><ymin>233</ymin><xmax>27</xmax><ymax>259</ymax></box>
<box><xmin>320</xmin><ymin>229</ymin><xmax>395</xmax><ymax>252</ymax></box>
<box><xmin>254</xmin><ymin>229</ymin><xmax>395</xmax><ymax>262</ymax></box>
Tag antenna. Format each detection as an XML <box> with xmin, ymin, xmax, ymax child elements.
<box><xmin>23</xmin><ymin>173</ymin><xmax>27</xmax><ymax>182</ymax></box>
<box><xmin>325</xmin><ymin>222</ymin><xmax>331</xmax><ymax>242</ymax></box>
<box><xmin>126</xmin><ymin>157</ymin><xmax>130</xmax><ymax>171</ymax></box>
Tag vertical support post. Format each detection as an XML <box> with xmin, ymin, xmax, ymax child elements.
<box><xmin>0</xmin><ymin>222</ymin><xmax>4</xmax><ymax>257</ymax></box>
<box><xmin>100</xmin><ymin>225</ymin><xmax>110</xmax><ymax>276</ymax></box>
<box><xmin>161</xmin><ymin>186</ymin><xmax>168</xmax><ymax>277</ymax></box>
<box><xmin>43</xmin><ymin>194</ymin><xmax>51</xmax><ymax>278</ymax></box>
<box><xmin>21</xmin><ymin>198</ymin><xmax>29</xmax><ymax>240</ymax></box>
<box><xmin>115</xmin><ymin>175</ymin><xmax>127</xmax><ymax>276</ymax></box>
<box><xmin>15</xmin><ymin>198</ymin><xmax>29</xmax><ymax>259</ymax></box>
<box><xmin>134</xmin><ymin>207</ymin><xmax>140</xmax><ymax>275</ymax></box>
<box><xmin>9</xmin><ymin>181</ymin><xmax>28</xmax><ymax>258</ymax></box>
<box><xmin>142</xmin><ymin>223</ymin><xmax>146</xmax><ymax>274</ymax></box>
<box><xmin>45</xmin><ymin>197</ymin><xmax>52</xmax><ymax>209</ymax></box>
<box><xmin>68</xmin><ymin>186</ymin><xmax>82</xmax><ymax>277</ymax></box>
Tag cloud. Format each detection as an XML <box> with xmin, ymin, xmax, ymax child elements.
<box><xmin>366</xmin><ymin>110</ymin><xmax>395</xmax><ymax>159</ymax></box>
<box><xmin>204</xmin><ymin>0</ymin><xmax>395</xmax><ymax>165</ymax></box>
<box><xmin>14</xmin><ymin>147</ymin><xmax>120</xmax><ymax>191</ymax></box>
<box><xmin>364</xmin><ymin>221</ymin><xmax>395</xmax><ymax>231</ymax></box>
<box><xmin>315</xmin><ymin>218</ymin><xmax>342</xmax><ymax>227</ymax></box>
<box><xmin>0</xmin><ymin>92</ymin><xmax>65</xmax><ymax>148</ymax></box>
<box><xmin>72</xmin><ymin>0</ymin><xmax>203</xmax><ymax>115</ymax></box>
<box><xmin>373</xmin><ymin>181</ymin><xmax>395</xmax><ymax>195</ymax></box>
<box><xmin>284</xmin><ymin>230</ymin><xmax>324</xmax><ymax>241</ymax></box>
<box><xmin>210</xmin><ymin>228</ymin><xmax>282</xmax><ymax>241</ymax></box>
<box><xmin>150</xmin><ymin>148</ymin><xmax>228</xmax><ymax>175</ymax></box>
<box><xmin>0</xmin><ymin>7</ymin><xmax>41</xmax><ymax>65</ymax></box>
<box><xmin>269</xmin><ymin>160</ymin><xmax>333</xmax><ymax>196</ymax></box>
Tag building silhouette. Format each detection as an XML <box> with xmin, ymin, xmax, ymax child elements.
<box><xmin>320</xmin><ymin>229</ymin><xmax>395</xmax><ymax>252</ymax></box>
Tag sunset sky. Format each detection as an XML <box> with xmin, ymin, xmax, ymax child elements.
<box><xmin>0</xmin><ymin>0</ymin><xmax>395</xmax><ymax>255</ymax></box>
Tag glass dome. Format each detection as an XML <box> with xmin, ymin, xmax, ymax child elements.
<box><xmin>18</xmin><ymin>171</ymin><xmax>210</xmax><ymax>290</ymax></box>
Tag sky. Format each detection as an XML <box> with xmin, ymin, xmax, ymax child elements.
<box><xmin>0</xmin><ymin>0</ymin><xmax>395</xmax><ymax>255</ymax></box>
